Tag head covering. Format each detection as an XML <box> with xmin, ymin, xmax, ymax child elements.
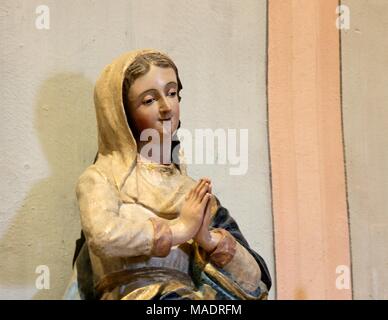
<box><xmin>94</xmin><ymin>49</ymin><xmax>151</xmax><ymax>190</ymax></box>
<box><xmin>92</xmin><ymin>49</ymin><xmax>217</xmax><ymax>219</ymax></box>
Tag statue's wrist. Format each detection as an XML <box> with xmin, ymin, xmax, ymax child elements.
<box><xmin>149</xmin><ymin>218</ymin><xmax>173</xmax><ymax>257</ymax></box>
<box><xmin>208</xmin><ymin>229</ymin><xmax>237</xmax><ymax>268</ymax></box>
<box><xmin>169</xmin><ymin>220</ymin><xmax>186</xmax><ymax>246</ymax></box>
<box><xmin>170</xmin><ymin>219</ymin><xmax>195</xmax><ymax>246</ymax></box>
<box><xmin>199</xmin><ymin>230</ymin><xmax>222</xmax><ymax>253</ymax></box>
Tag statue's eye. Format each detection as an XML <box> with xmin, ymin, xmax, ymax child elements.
<box><xmin>143</xmin><ymin>98</ymin><xmax>155</xmax><ymax>105</ymax></box>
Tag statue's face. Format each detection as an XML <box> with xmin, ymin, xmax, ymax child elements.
<box><xmin>126</xmin><ymin>65</ymin><xmax>180</xmax><ymax>142</ymax></box>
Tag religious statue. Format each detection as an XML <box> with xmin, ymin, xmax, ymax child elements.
<box><xmin>64</xmin><ymin>49</ymin><xmax>271</xmax><ymax>300</ymax></box>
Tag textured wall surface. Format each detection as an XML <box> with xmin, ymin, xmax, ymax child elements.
<box><xmin>268</xmin><ymin>0</ymin><xmax>351</xmax><ymax>299</ymax></box>
<box><xmin>0</xmin><ymin>0</ymin><xmax>274</xmax><ymax>299</ymax></box>
<box><xmin>342</xmin><ymin>0</ymin><xmax>388</xmax><ymax>299</ymax></box>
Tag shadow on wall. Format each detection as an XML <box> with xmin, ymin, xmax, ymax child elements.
<box><xmin>0</xmin><ymin>74</ymin><xmax>97</xmax><ymax>299</ymax></box>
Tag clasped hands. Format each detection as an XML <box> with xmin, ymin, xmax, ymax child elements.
<box><xmin>169</xmin><ymin>178</ymin><xmax>222</xmax><ymax>252</ymax></box>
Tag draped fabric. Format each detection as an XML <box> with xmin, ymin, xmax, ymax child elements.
<box><xmin>65</xmin><ymin>202</ymin><xmax>271</xmax><ymax>300</ymax></box>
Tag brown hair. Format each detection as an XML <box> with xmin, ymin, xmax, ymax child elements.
<box><xmin>122</xmin><ymin>52</ymin><xmax>183</xmax><ymax>110</ymax></box>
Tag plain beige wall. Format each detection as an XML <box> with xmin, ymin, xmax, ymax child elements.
<box><xmin>0</xmin><ymin>0</ymin><xmax>274</xmax><ymax>299</ymax></box>
<box><xmin>342</xmin><ymin>0</ymin><xmax>388</xmax><ymax>299</ymax></box>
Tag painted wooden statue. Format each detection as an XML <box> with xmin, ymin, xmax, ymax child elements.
<box><xmin>64</xmin><ymin>49</ymin><xmax>271</xmax><ymax>300</ymax></box>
